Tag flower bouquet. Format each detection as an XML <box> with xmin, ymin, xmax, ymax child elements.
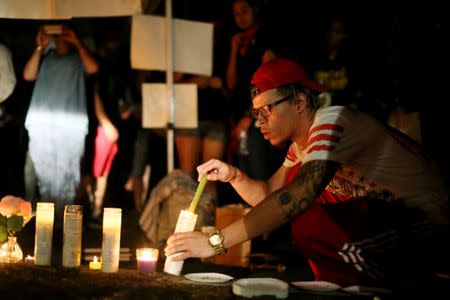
<box><xmin>0</xmin><ymin>195</ymin><xmax>33</xmax><ymax>263</ymax></box>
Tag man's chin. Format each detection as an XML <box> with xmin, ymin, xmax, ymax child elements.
<box><xmin>269</xmin><ymin>139</ymin><xmax>288</xmax><ymax>149</ymax></box>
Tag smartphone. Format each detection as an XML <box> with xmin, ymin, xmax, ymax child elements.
<box><xmin>43</xmin><ymin>24</ymin><xmax>62</xmax><ymax>35</ymax></box>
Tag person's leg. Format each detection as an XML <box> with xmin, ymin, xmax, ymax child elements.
<box><xmin>24</xmin><ymin>151</ymin><xmax>39</xmax><ymax>204</ymax></box>
<box><xmin>201</xmin><ymin>121</ymin><xmax>226</xmax><ymax>202</ymax></box>
<box><xmin>202</xmin><ymin>138</ymin><xmax>224</xmax><ymax>201</ymax></box>
<box><xmin>93</xmin><ymin>175</ymin><xmax>107</xmax><ymax>218</ymax></box>
<box><xmin>92</xmin><ymin>126</ymin><xmax>118</xmax><ymax>218</ymax></box>
<box><xmin>175</xmin><ymin>134</ymin><xmax>201</xmax><ymax>176</ymax></box>
<box><xmin>124</xmin><ymin>128</ymin><xmax>149</xmax><ymax>211</ymax></box>
<box><xmin>146</xmin><ymin>130</ymin><xmax>167</xmax><ymax>195</ymax></box>
<box><xmin>291</xmin><ymin>193</ymin><xmax>439</xmax><ymax>289</ymax></box>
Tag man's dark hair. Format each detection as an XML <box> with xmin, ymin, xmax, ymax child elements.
<box><xmin>278</xmin><ymin>83</ymin><xmax>320</xmax><ymax>110</ymax></box>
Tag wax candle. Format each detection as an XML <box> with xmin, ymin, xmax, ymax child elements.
<box><xmin>136</xmin><ymin>248</ymin><xmax>158</xmax><ymax>274</ymax></box>
<box><xmin>163</xmin><ymin>210</ymin><xmax>197</xmax><ymax>275</ymax></box>
<box><xmin>101</xmin><ymin>208</ymin><xmax>122</xmax><ymax>273</ymax></box>
<box><xmin>89</xmin><ymin>255</ymin><xmax>102</xmax><ymax>270</ymax></box>
<box><xmin>62</xmin><ymin>205</ymin><xmax>83</xmax><ymax>268</ymax></box>
<box><xmin>34</xmin><ymin>202</ymin><xmax>54</xmax><ymax>266</ymax></box>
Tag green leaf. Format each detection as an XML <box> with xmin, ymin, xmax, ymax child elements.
<box><xmin>7</xmin><ymin>215</ymin><xmax>24</xmax><ymax>233</ymax></box>
<box><xmin>0</xmin><ymin>226</ymin><xmax>7</xmax><ymax>243</ymax></box>
<box><xmin>0</xmin><ymin>214</ymin><xmax>6</xmax><ymax>227</ymax></box>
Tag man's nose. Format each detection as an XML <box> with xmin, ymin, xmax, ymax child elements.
<box><xmin>255</xmin><ymin>115</ymin><xmax>266</xmax><ymax>126</ymax></box>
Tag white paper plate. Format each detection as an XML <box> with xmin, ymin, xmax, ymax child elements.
<box><xmin>184</xmin><ymin>272</ymin><xmax>234</xmax><ymax>283</ymax></box>
<box><xmin>341</xmin><ymin>285</ymin><xmax>392</xmax><ymax>295</ymax></box>
<box><xmin>291</xmin><ymin>281</ymin><xmax>341</xmax><ymax>292</ymax></box>
<box><xmin>233</xmin><ymin>278</ymin><xmax>289</xmax><ymax>299</ymax></box>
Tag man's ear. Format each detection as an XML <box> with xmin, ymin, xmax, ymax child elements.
<box><xmin>294</xmin><ymin>92</ymin><xmax>307</xmax><ymax>113</ymax></box>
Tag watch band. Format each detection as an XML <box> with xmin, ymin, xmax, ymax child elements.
<box><xmin>208</xmin><ymin>230</ymin><xmax>226</xmax><ymax>255</ymax></box>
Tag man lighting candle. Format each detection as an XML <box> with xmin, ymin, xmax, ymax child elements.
<box><xmin>165</xmin><ymin>58</ymin><xmax>449</xmax><ymax>293</ymax></box>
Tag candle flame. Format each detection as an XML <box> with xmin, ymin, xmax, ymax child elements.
<box><xmin>93</xmin><ymin>255</ymin><xmax>98</xmax><ymax>263</ymax></box>
<box><xmin>137</xmin><ymin>248</ymin><xmax>158</xmax><ymax>261</ymax></box>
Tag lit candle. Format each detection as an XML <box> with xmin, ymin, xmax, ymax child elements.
<box><xmin>34</xmin><ymin>202</ymin><xmax>54</xmax><ymax>266</ymax></box>
<box><xmin>62</xmin><ymin>205</ymin><xmax>83</xmax><ymax>268</ymax></box>
<box><xmin>25</xmin><ymin>255</ymin><xmax>34</xmax><ymax>263</ymax></box>
<box><xmin>136</xmin><ymin>248</ymin><xmax>158</xmax><ymax>274</ymax></box>
<box><xmin>163</xmin><ymin>209</ymin><xmax>197</xmax><ymax>275</ymax></box>
<box><xmin>89</xmin><ymin>256</ymin><xmax>102</xmax><ymax>270</ymax></box>
<box><xmin>101</xmin><ymin>208</ymin><xmax>121</xmax><ymax>273</ymax></box>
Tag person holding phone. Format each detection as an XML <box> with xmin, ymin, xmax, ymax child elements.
<box><xmin>23</xmin><ymin>25</ymin><xmax>98</xmax><ymax>216</ymax></box>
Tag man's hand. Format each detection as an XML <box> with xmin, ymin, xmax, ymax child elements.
<box><xmin>36</xmin><ymin>27</ymin><xmax>51</xmax><ymax>51</ymax></box>
<box><xmin>197</xmin><ymin>159</ymin><xmax>237</xmax><ymax>183</ymax></box>
<box><xmin>230</xmin><ymin>32</ymin><xmax>243</xmax><ymax>54</ymax></box>
<box><xmin>164</xmin><ymin>232</ymin><xmax>215</xmax><ymax>260</ymax></box>
<box><xmin>61</xmin><ymin>26</ymin><xmax>81</xmax><ymax>48</ymax></box>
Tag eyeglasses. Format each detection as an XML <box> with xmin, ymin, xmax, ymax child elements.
<box><xmin>250</xmin><ymin>94</ymin><xmax>293</xmax><ymax>119</ymax></box>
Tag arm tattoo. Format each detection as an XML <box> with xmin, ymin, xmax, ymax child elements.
<box><xmin>275</xmin><ymin>160</ymin><xmax>340</xmax><ymax>220</ymax></box>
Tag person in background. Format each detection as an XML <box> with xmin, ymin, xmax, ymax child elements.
<box><xmin>88</xmin><ymin>30</ymin><xmax>134</xmax><ymax>219</ymax></box>
<box><xmin>165</xmin><ymin>58</ymin><xmax>449</xmax><ymax>292</ymax></box>
<box><xmin>0</xmin><ymin>41</ymin><xmax>16</xmax><ymax>104</ymax></box>
<box><xmin>225</xmin><ymin>0</ymin><xmax>282</xmax><ymax>182</ymax></box>
<box><xmin>123</xmin><ymin>70</ymin><xmax>167</xmax><ymax>212</ymax></box>
<box><xmin>174</xmin><ymin>72</ymin><xmax>228</xmax><ymax>202</ymax></box>
<box><xmin>308</xmin><ymin>18</ymin><xmax>361</xmax><ymax>108</ymax></box>
<box><xmin>0</xmin><ymin>40</ymin><xmax>18</xmax><ymax>198</ymax></box>
<box><xmin>23</xmin><ymin>25</ymin><xmax>98</xmax><ymax>215</ymax></box>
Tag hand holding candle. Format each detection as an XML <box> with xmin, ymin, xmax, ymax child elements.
<box><xmin>164</xmin><ymin>172</ymin><xmax>210</xmax><ymax>275</ymax></box>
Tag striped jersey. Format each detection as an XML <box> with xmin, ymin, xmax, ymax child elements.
<box><xmin>283</xmin><ymin>106</ymin><xmax>448</xmax><ymax>225</ymax></box>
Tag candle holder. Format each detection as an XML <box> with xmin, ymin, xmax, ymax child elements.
<box><xmin>136</xmin><ymin>248</ymin><xmax>158</xmax><ymax>274</ymax></box>
<box><xmin>62</xmin><ymin>205</ymin><xmax>83</xmax><ymax>268</ymax></box>
<box><xmin>101</xmin><ymin>208</ymin><xmax>122</xmax><ymax>273</ymax></box>
<box><xmin>34</xmin><ymin>202</ymin><xmax>54</xmax><ymax>266</ymax></box>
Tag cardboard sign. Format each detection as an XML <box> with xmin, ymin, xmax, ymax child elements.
<box><xmin>131</xmin><ymin>14</ymin><xmax>213</xmax><ymax>76</ymax></box>
<box><xmin>142</xmin><ymin>83</ymin><xmax>197</xmax><ymax>129</ymax></box>
<box><xmin>0</xmin><ymin>0</ymin><xmax>141</xmax><ymax>19</ymax></box>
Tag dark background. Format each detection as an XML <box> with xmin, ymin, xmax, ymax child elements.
<box><xmin>1</xmin><ymin>1</ymin><xmax>449</xmax><ymax>198</ymax></box>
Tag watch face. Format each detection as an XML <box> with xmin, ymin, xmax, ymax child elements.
<box><xmin>209</xmin><ymin>234</ymin><xmax>221</xmax><ymax>246</ymax></box>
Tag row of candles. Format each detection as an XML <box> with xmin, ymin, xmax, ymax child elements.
<box><xmin>33</xmin><ymin>202</ymin><xmax>158</xmax><ymax>274</ymax></box>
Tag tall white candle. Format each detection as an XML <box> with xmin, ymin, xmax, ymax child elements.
<box><xmin>34</xmin><ymin>202</ymin><xmax>54</xmax><ymax>266</ymax></box>
<box><xmin>101</xmin><ymin>208</ymin><xmax>121</xmax><ymax>273</ymax></box>
<box><xmin>62</xmin><ymin>205</ymin><xmax>83</xmax><ymax>268</ymax></box>
<box><xmin>164</xmin><ymin>209</ymin><xmax>198</xmax><ymax>275</ymax></box>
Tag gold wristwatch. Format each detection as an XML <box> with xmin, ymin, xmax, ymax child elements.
<box><xmin>208</xmin><ymin>229</ymin><xmax>226</xmax><ymax>255</ymax></box>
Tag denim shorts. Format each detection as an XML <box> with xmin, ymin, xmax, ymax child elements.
<box><xmin>175</xmin><ymin>121</ymin><xmax>226</xmax><ymax>142</ymax></box>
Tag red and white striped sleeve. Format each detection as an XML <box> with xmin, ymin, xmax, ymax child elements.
<box><xmin>302</xmin><ymin>107</ymin><xmax>361</xmax><ymax>164</ymax></box>
<box><xmin>283</xmin><ymin>142</ymin><xmax>301</xmax><ymax>168</ymax></box>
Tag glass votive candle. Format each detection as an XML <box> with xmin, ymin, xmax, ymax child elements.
<box><xmin>136</xmin><ymin>248</ymin><xmax>159</xmax><ymax>274</ymax></box>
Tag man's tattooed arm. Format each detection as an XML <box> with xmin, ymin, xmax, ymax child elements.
<box><xmin>274</xmin><ymin>160</ymin><xmax>340</xmax><ymax>220</ymax></box>
<box><xmin>221</xmin><ymin>160</ymin><xmax>340</xmax><ymax>249</ymax></box>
